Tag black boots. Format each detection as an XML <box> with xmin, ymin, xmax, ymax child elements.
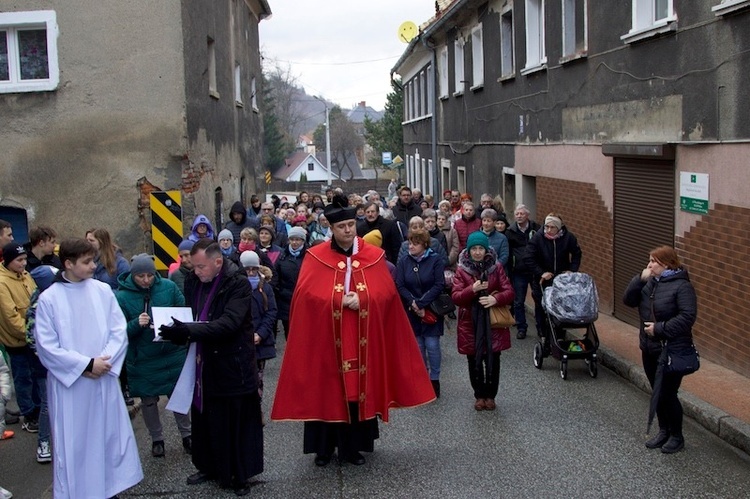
<box><xmin>431</xmin><ymin>380</ymin><xmax>440</xmax><ymax>398</ymax></box>
<box><xmin>645</xmin><ymin>429</ymin><xmax>669</xmax><ymax>449</ymax></box>
<box><xmin>661</xmin><ymin>435</ymin><xmax>685</xmax><ymax>454</ymax></box>
<box><xmin>152</xmin><ymin>440</ymin><xmax>165</xmax><ymax>457</ymax></box>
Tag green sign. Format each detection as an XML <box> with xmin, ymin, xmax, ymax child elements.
<box><xmin>679</xmin><ymin>172</ymin><xmax>709</xmax><ymax>215</ymax></box>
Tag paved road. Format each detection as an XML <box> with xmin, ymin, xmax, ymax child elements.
<box><xmin>3</xmin><ymin>321</ymin><xmax>750</xmax><ymax>498</ymax></box>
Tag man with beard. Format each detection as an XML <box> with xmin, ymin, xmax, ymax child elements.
<box><xmin>392</xmin><ymin>186</ymin><xmax>422</xmax><ymax>226</ymax></box>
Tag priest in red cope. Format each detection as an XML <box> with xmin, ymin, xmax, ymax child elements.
<box><xmin>271</xmin><ymin>195</ymin><xmax>435</xmax><ymax>466</ymax></box>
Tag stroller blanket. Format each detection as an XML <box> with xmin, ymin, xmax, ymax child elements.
<box><xmin>543</xmin><ymin>272</ymin><xmax>599</xmax><ymax>323</ymax></box>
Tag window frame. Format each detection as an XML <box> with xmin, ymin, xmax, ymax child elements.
<box><xmin>251</xmin><ymin>77</ymin><xmax>258</xmax><ymax>112</ymax></box>
<box><xmin>621</xmin><ymin>0</ymin><xmax>677</xmax><ymax>44</ymax></box>
<box><xmin>234</xmin><ymin>64</ymin><xmax>243</xmax><ymax>106</ymax></box>
<box><xmin>453</xmin><ymin>38</ymin><xmax>465</xmax><ymax>96</ymax></box>
<box><xmin>522</xmin><ymin>0</ymin><xmax>547</xmax><ymax>75</ymax></box>
<box><xmin>0</xmin><ymin>10</ymin><xmax>59</xmax><ymax>94</ymax></box>
<box><xmin>470</xmin><ymin>23</ymin><xmax>484</xmax><ymax>90</ymax></box>
<box><xmin>500</xmin><ymin>5</ymin><xmax>516</xmax><ymax>81</ymax></box>
<box><xmin>561</xmin><ymin>0</ymin><xmax>588</xmax><ymax>62</ymax></box>
<box><xmin>712</xmin><ymin>0</ymin><xmax>750</xmax><ymax>16</ymax></box>
<box><xmin>207</xmin><ymin>37</ymin><xmax>219</xmax><ymax>99</ymax></box>
<box><xmin>438</xmin><ymin>46</ymin><xmax>449</xmax><ymax>99</ymax></box>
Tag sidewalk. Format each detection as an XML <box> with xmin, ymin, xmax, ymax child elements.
<box><xmin>591</xmin><ymin>313</ymin><xmax>750</xmax><ymax>455</ymax></box>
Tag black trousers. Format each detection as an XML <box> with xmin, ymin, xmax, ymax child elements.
<box><xmin>467</xmin><ymin>353</ymin><xmax>501</xmax><ymax>399</ymax></box>
<box><xmin>303</xmin><ymin>402</ymin><xmax>379</xmax><ymax>458</ymax></box>
<box><xmin>642</xmin><ymin>351</ymin><xmax>685</xmax><ymax>436</ymax></box>
<box><xmin>192</xmin><ymin>392</ymin><xmax>264</xmax><ymax>488</ymax></box>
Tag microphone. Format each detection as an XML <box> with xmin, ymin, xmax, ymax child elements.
<box><xmin>144</xmin><ymin>295</ymin><xmax>153</xmax><ymax>327</ymax></box>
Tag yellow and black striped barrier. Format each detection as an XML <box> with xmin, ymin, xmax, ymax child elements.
<box><xmin>150</xmin><ymin>191</ymin><xmax>183</xmax><ymax>271</ymax></box>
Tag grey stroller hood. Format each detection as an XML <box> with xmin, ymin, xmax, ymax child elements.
<box><xmin>543</xmin><ymin>272</ymin><xmax>599</xmax><ymax>323</ymax></box>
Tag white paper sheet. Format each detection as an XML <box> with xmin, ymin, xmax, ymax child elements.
<box><xmin>151</xmin><ymin>307</ymin><xmax>194</xmax><ymax>342</ymax></box>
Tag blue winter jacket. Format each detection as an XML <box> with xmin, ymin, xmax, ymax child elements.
<box><xmin>395</xmin><ymin>249</ymin><xmax>446</xmax><ymax>337</ymax></box>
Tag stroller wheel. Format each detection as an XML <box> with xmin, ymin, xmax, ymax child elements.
<box><xmin>533</xmin><ymin>343</ymin><xmax>543</xmax><ymax>369</ymax></box>
<box><xmin>588</xmin><ymin>358</ymin><xmax>598</xmax><ymax>378</ymax></box>
<box><xmin>560</xmin><ymin>361</ymin><xmax>568</xmax><ymax>380</ymax></box>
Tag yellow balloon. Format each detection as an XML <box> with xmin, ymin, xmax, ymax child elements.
<box><xmin>398</xmin><ymin>21</ymin><xmax>418</xmax><ymax>43</ymax></box>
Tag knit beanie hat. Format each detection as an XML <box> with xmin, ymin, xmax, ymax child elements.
<box><xmin>218</xmin><ymin>229</ymin><xmax>234</xmax><ymax>242</ymax></box>
<box><xmin>130</xmin><ymin>253</ymin><xmax>156</xmax><ymax>275</ymax></box>
<box><xmin>288</xmin><ymin>226</ymin><xmax>307</xmax><ymax>241</ymax></box>
<box><xmin>544</xmin><ymin>215</ymin><xmax>563</xmax><ymax>230</ymax></box>
<box><xmin>362</xmin><ymin>229</ymin><xmax>383</xmax><ymax>248</ymax></box>
<box><xmin>258</xmin><ymin>225</ymin><xmax>276</xmax><ymax>238</ymax></box>
<box><xmin>466</xmin><ymin>231</ymin><xmax>490</xmax><ymax>251</ymax></box>
<box><xmin>1</xmin><ymin>243</ymin><xmax>26</xmax><ymax>265</ymax></box>
<box><xmin>178</xmin><ymin>239</ymin><xmax>195</xmax><ymax>252</ymax></box>
<box><xmin>240</xmin><ymin>250</ymin><xmax>260</xmax><ymax>268</ymax></box>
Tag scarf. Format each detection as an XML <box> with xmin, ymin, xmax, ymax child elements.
<box><xmin>288</xmin><ymin>246</ymin><xmax>302</xmax><ymax>258</ymax></box>
<box><xmin>544</xmin><ymin>228</ymin><xmax>564</xmax><ymax>240</ymax></box>
<box><xmin>656</xmin><ymin>268</ymin><xmax>682</xmax><ymax>281</ymax></box>
<box><xmin>220</xmin><ymin>246</ymin><xmax>233</xmax><ymax>257</ymax></box>
<box><xmin>470</xmin><ymin>260</ymin><xmax>494</xmax><ymax>372</ymax></box>
<box><xmin>248</xmin><ymin>275</ymin><xmax>260</xmax><ymax>289</ymax></box>
<box><xmin>238</xmin><ymin>241</ymin><xmax>255</xmax><ymax>252</ymax></box>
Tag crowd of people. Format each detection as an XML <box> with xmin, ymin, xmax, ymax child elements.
<box><xmin>0</xmin><ymin>183</ymin><xmax>697</xmax><ymax>497</ymax></box>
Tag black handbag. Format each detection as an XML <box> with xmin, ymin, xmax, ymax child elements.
<box><xmin>663</xmin><ymin>341</ymin><xmax>700</xmax><ymax>375</ymax></box>
<box><xmin>429</xmin><ymin>293</ymin><xmax>456</xmax><ymax>316</ymax></box>
<box><xmin>413</xmin><ymin>263</ymin><xmax>456</xmax><ymax>316</ymax></box>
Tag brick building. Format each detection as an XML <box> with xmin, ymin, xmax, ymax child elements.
<box><xmin>393</xmin><ymin>1</ymin><xmax>750</xmax><ymax>376</ymax></box>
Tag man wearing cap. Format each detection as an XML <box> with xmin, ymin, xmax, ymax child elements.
<box><xmin>0</xmin><ymin>242</ymin><xmax>40</xmax><ymax>433</ymax></box>
<box><xmin>272</xmin><ymin>195</ymin><xmax>435</xmax><ymax>467</ymax></box>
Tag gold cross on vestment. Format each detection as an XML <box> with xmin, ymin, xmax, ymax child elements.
<box><xmin>334</xmin><ymin>283</ymin><xmax>344</xmax><ymax>293</ymax></box>
<box><xmin>333</xmin><ymin>310</ymin><xmax>342</xmax><ymax>320</ymax></box>
<box><xmin>342</xmin><ymin>360</ymin><xmax>352</xmax><ymax>371</ymax></box>
<box><xmin>359</xmin><ymin>309</ymin><xmax>368</xmax><ymax>318</ymax></box>
<box><xmin>356</xmin><ymin>282</ymin><xmax>366</xmax><ymax>292</ymax></box>
<box><xmin>359</xmin><ymin>337</ymin><xmax>367</xmax><ymax>346</ymax></box>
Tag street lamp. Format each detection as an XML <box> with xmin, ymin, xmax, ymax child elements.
<box><xmin>314</xmin><ymin>96</ymin><xmax>332</xmax><ymax>188</ymax></box>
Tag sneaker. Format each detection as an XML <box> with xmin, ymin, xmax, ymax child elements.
<box><xmin>0</xmin><ymin>485</ymin><xmax>12</xmax><ymax>498</ymax></box>
<box><xmin>1</xmin><ymin>430</ymin><xmax>14</xmax><ymax>440</ymax></box>
<box><xmin>36</xmin><ymin>441</ymin><xmax>52</xmax><ymax>463</ymax></box>
<box><xmin>22</xmin><ymin>418</ymin><xmax>39</xmax><ymax>433</ymax></box>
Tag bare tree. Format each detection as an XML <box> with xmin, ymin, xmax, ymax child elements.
<box><xmin>314</xmin><ymin>107</ymin><xmax>364</xmax><ymax>180</ymax></box>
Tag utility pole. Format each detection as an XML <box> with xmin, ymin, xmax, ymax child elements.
<box><xmin>314</xmin><ymin>96</ymin><xmax>332</xmax><ymax>188</ymax></box>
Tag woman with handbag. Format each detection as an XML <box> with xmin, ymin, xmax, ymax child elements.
<box><xmin>623</xmin><ymin>246</ymin><xmax>697</xmax><ymax>454</ymax></box>
<box><xmin>396</xmin><ymin>229</ymin><xmax>447</xmax><ymax>398</ymax></box>
<box><xmin>451</xmin><ymin>231</ymin><xmax>514</xmax><ymax>411</ymax></box>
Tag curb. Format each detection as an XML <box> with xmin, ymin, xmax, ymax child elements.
<box><xmin>598</xmin><ymin>345</ymin><xmax>750</xmax><ymax>455</ymax></box>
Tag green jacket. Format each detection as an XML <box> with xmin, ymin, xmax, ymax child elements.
<box><xmin>116</xmin><ymin>272</ymin><xmax>186</xmax><ymax>397</ymax></box>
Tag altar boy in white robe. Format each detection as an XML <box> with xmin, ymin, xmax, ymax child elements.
<box><xmin>35</xmin><ymin>238</ymin><xmax>143</xmax><ymax>499</ymax></box>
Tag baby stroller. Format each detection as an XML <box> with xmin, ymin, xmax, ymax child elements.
<box><xmin>533</xmin><ymin>272</ymin><xmax>600</xmax><ymax>380</ymax></box>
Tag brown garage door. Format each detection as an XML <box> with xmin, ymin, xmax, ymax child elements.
<box><xmin>613</xmin><ymin>158</ymin><xmax>675</xmax><ymax>326</ymax></box>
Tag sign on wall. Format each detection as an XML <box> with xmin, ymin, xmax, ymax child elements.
<box><xmin>150</xmin><ymin>191</ymin><xmax>183</xmax><ymax>271</ymax></box>
<box><xmin>679</xmin><ymin>172</ymin><xmax>709</xmax><ymax>214</ymax></box>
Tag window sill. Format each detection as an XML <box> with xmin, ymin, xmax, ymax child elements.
<box><xmin>559</xmin><ymin>51</ymin><xmax>588</xmax><ymax>65</ymax></box>
<box><xmin>439</xmin><ymin>94</ymin><xmax>449</xmax><ymax>101</ymax></box>
<box><xmin>453</xmin><ymin>91</ymin><xmax>464</xmax><ymax>98</ymax></box>
<box><xmin>209</xmin><ymin>89</ymin><xmax>220</xmax><ymax>100</ymax></box>
<box><xmin>470</xmin><ymin>83</ymin><xmax>484</xmax><ymax>92</ymax></box>
<box><xmin>621</xmin><ymin>18</ymin><xmax>677</xmax><ymax>44</ymax></box>
<box><xmin>235</xmin><ymin>100</ymin><xmax>244</xmax><ymax>108</ymax></box>
<box><xmin>401</xmin><ymin>114</ymin><xmax>433</xmax><ymax>125</ymax></box>
<box><xmin>712</xmin><ymin>0</ymin><xmax>750</xmax><ymax>16</ymax></box>
<box><xmin>497</xmin><ymin>73</ymin><xmax>515</xmax><ymax>83</ymax></box>
<box><xmin>252</xmin><ymin>106</ymin><xmax>259</xmax><ymax>113</ymax></box>
<box><xmin>0</xmin><ymin>80</ymin><xmax>58</xmax><ymax>94</ymax></box>
<box><xmin>520</xmin><ymin>63</ymin><xmax>547</xmax><ymax>76</ymax></box>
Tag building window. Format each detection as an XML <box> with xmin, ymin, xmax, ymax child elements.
<box><xmin>427</xmin><ymin>65</ymin><xmax>434</xmax><ymax>113</ymax></box>
<box><xmin>457</xmin><ymin>166</ymin><xmax>466</xmax><ymax>195</ymax></box>
<box><xmin>523</xmin><ymin>0</ymin><xmax>546</xmax><ymax>74</ymax></box>
<box><xmin>420</xmin><ymin>70</ymin><xmax>428</xmax><ymax>115</ymax></box>
<box><xmin>500</xmin><ymin>6</ymin><xmax>515</xmax><ymax>80</ymax></box>
<box><xmin>439</xmin><ymin>46</ymin><xmax>449</xmax><ymax>99</ymax></box>
<box><xmin>561</xmin><ymin>0</ymin><xmax>587</xmax><ymax>60</ymax></box>
<box><xmin>0</xmin><ymin>10</ymin><xmax>59</xmax><ymax>94</ymax></box>
<box><xmin>307</xmin><ymin>163</ymin><xmax>314</xmax><ymax>171</ymax></box>
<box><xmin>713</xmin><ymin>0</ymin><xmax>750</xmax><ymax>16</ymax></box>
<box><xmin>471</xmin><ymin>24</ymin><xmax>484</xmax><ymax>89</ymax></box>
<box><xmin>441</xmin><ymin>159</ymin><xmax>451</xmax><ymax>193</ymax></box>
<box><xmin>251</xmin><ymin>77</ymin><xmax>258</xmax><ymax>111</ymax></box>
<box><xmin>622</xmin><ymin>0</ymin><xmax>676</xmax><ymax>43</ymax></box>
<box><xmin>234</xmin><ymin>64</ymin><xmax>243</xmax><ymax>105</ymax></box>
<box><xmin>454</xmin><ymin>39</ymin><xmax>465</xmax><ymax>96</ymax></box>
<box><xmin>208</xmin><ymin>37</ymin><xmax>219</xmax><ymax>99</ymax></box>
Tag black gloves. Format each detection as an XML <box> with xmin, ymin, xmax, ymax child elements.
<box><xmin>159</xmin><ymin>318</ymin><xmax>191</xmax><ymax>345</ymax></box>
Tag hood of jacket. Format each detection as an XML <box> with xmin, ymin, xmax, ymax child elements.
<box><xmin>191</xmin><ymin>214</ymin><xmax>215</xmax><ymax>239</ymax></box>
<box><xmin>229</xmin><ymin>201</ymin><xmax>247</xmax><ymax>225</ymax></box>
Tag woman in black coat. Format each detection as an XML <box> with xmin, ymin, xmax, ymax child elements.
<box><xmin>623</xmin><ymin>245</ymin><xmax>697</xmax><ymax>454</ymax></box>
<box><xmin>273</xmin><ymin>227</ymin><xmax>307</xmax><ymax>339</ymax></box>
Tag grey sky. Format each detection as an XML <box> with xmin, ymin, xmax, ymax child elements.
<box><xmin>260</xmin><ymin>1</ymin><xmax>436</xmax><ymax>110</ymax></box>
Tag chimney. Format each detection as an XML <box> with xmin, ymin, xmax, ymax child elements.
<box><xmin>359</xmin><ymin>101</ymin><xmax>366</xmax><ymax>108</ymax></box>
